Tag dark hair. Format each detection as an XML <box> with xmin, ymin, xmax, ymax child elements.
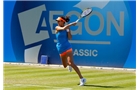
<box><xmin>61</xmin><ymin>16</ymin><xmax>70</xmax><ymax>22</ymax></box>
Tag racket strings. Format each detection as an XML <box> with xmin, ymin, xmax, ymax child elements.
<box><xmin>81</xmin><ymin>8</ymin><xmax>92</xmax><ymax>17</ymax></box>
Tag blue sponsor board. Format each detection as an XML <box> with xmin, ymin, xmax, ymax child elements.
<box><xmin>4</xmin><ymin>0</ymin><xmax>136</xmax><ymax>68</ymax></box>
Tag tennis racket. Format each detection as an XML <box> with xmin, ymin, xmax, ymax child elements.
<box><xmin>75</xmin><ymin>8</ymin><xmax>92</xmax><ymax>23</ymax></box>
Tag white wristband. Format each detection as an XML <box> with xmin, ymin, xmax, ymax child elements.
<box><xmin>66</xmin><ymin>29</ymin><xmax>70</xmax><ymax>32</ymax></box>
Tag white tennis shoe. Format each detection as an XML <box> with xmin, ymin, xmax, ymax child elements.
<box><xmin>68</xmin><ymin>66</ymin><xmax>72</xmax><ymax>72</ymax></box>
<box><xmin>79</xmin><ymin>78</ymin><xmax>86</xmax><ymax>86</ymax></box>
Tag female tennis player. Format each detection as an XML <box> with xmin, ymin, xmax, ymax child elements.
<box><xmin>55</xmin><ymin>16</ymin><xmax>86</xmax><ymax>86</ymax></box>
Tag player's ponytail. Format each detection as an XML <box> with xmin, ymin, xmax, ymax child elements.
<box><xmin>65</xmin><ymin>16</ymin><xmax>70</xmax><ymax>22</ymax></box>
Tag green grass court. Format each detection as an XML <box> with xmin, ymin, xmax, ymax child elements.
<box><xmin>4</xmin><ymin>64</ymin><xmax>136</xmax><ymax>90</ymax></box>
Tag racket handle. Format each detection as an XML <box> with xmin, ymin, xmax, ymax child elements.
<box><xmin>75</xmin><ymin>18</ymin><xmax>80</xmax><ymax>23</ymax></box>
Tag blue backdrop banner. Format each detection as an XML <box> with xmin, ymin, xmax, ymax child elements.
<box><xmin>4</xmin><ymin>0</ymin><xmax>136</xmax><ymax>68</ymax></box>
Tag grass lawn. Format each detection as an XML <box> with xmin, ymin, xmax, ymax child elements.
<box><xmin>4</xmin><ymin>64</ymin><xmax>136</xmax><ymax>90</ymax></box>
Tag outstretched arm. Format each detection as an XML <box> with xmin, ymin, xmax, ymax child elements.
<box><xmin>55</xmin><ymin>22</ymin><xmax>77</xmax><ymax>31</ymax></box>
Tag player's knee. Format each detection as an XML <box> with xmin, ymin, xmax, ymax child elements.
<box><xmin>63</xmin><ymin>65</ymin><xmax>67</xmax><ymax>68</ymax></box>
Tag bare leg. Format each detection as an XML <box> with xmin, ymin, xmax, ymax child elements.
<box><xmin>67</xmin><ymin>51</ymin><xmax>83</xmax><ymax>79</ymax></box>
<box><xmin>60</xmin><ymin>55</ymin><xmax>68</xmax><ymax>68</ymax></box>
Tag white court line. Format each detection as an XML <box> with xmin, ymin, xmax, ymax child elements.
<box><xmin>4</xmin><ymin>84</ymin><xmax>72</xmax><ymax>90</ymax></box>
<box><xmin>4</xmin><ymin>62</ymin><xmax>136</xmax><ymax>71</ymax></box>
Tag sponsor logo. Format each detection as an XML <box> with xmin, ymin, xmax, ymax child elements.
<box><xmin>11</xmin><ymin>1</ymin><xmax>133</xmax><ymax>67</ymax></box>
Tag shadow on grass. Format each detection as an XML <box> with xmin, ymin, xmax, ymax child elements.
<box><xmin>84</xmin><ymin>84</ymin><xmax>123</xmax><ymax>88</ymax></box>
